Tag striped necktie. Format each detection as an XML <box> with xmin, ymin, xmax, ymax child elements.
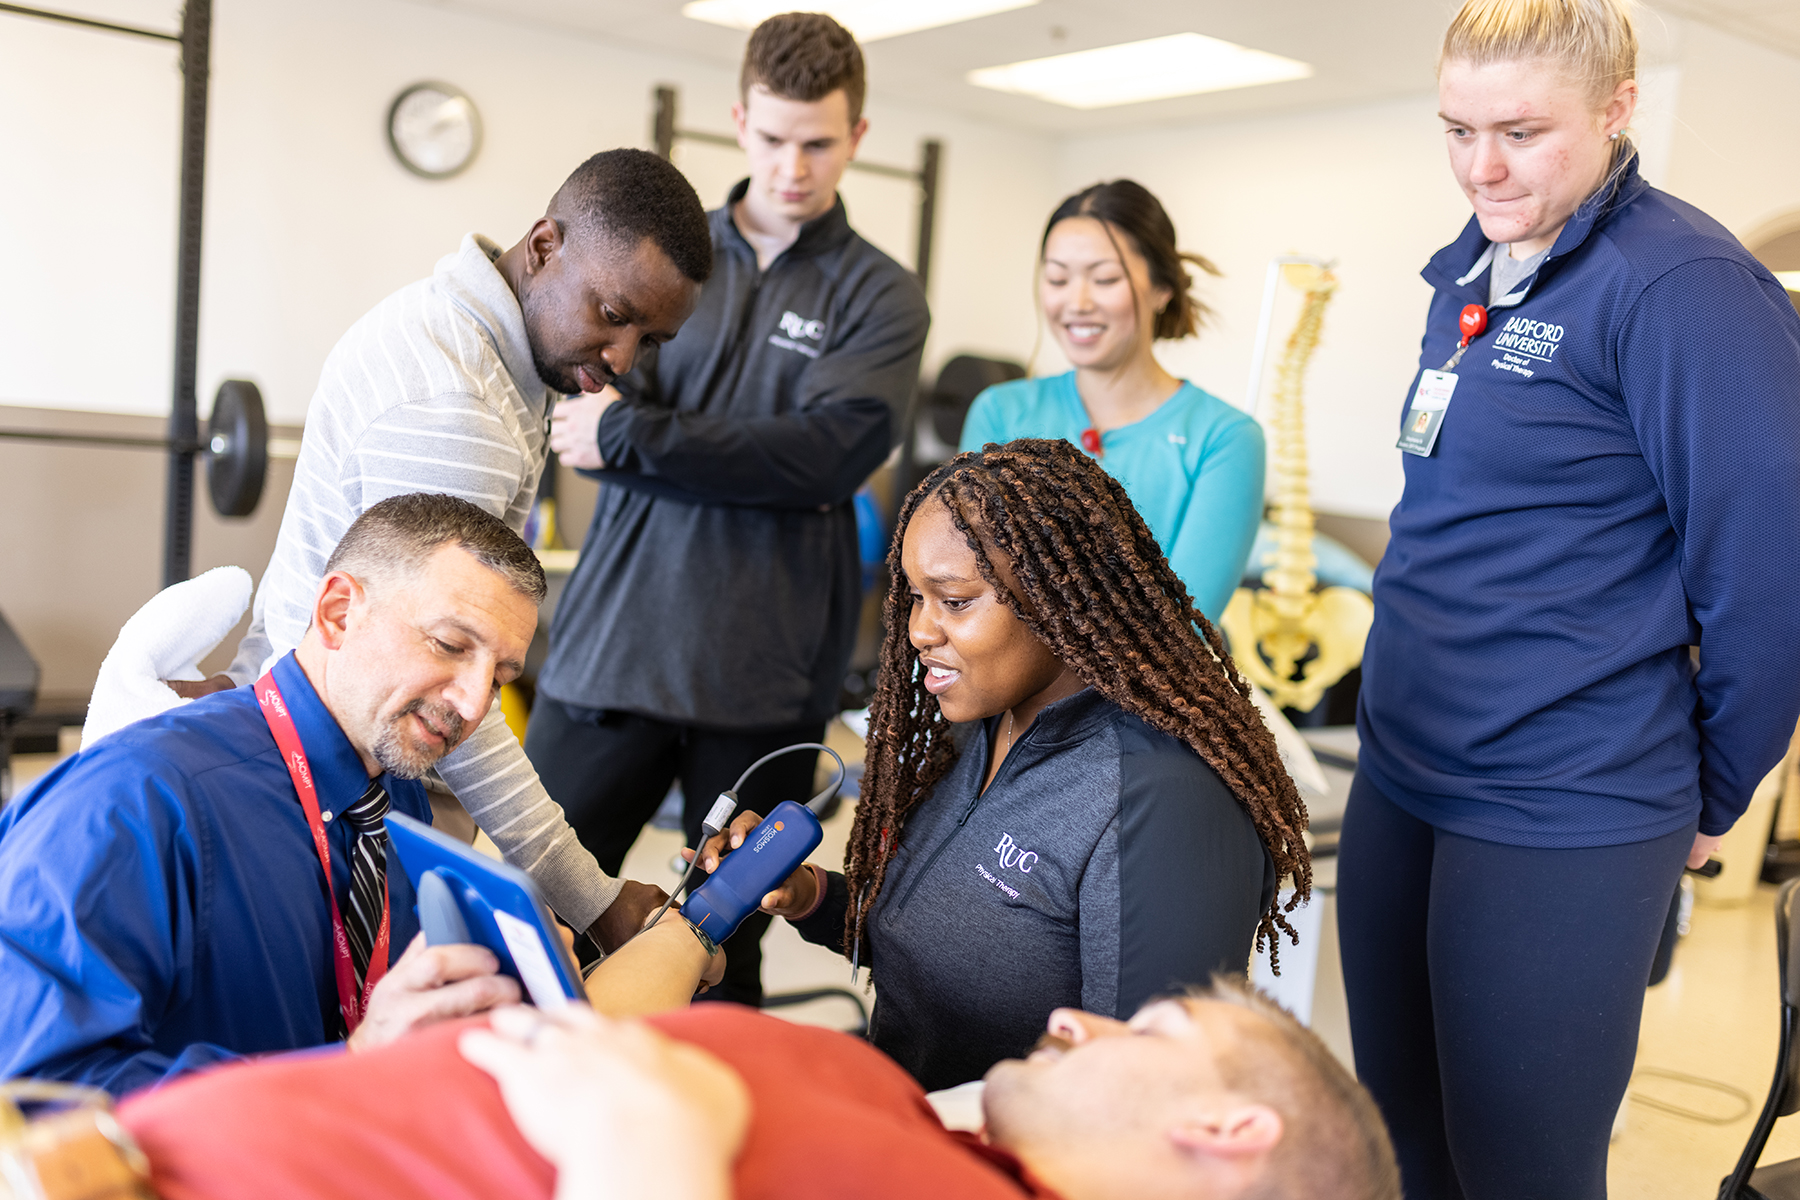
<box><xmin>340</xmin><ymin>779</ymin><xmax>392</xmax><ymax>991</ymax></box>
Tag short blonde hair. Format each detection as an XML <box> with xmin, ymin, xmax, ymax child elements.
<box><xmin>1193</xmin><ymin>978</ymin><xmax>1402</xmax><ymax>1200</ymax></box>
<box><xmin>1440</xmin><ymin>0</ymin><xmax>1638</xmax><ymax>108</ymax></box>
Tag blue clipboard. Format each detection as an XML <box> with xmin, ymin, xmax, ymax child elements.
<box><xmin>384</xmin><ymin>812</ymin><xmax>585</xmax><ymax>1008</ymax></box>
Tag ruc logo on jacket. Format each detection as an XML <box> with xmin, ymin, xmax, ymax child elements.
<box><xmin>778</xmin><ymin>311</ymin><xmax>825</xmax><ymax>341</ymax></box>
<box><xmin>995</xmin><ymin>832</ymin><xmax>1038</xmax><ymax>874</ymax></box>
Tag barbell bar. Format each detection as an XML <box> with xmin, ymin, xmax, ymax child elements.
<box><xmin>0</xmin><ymin>380</ymin><xmax>283</xmax><ymax>518</ymax></box>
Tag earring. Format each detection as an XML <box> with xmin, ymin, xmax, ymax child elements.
<box><xmin>1608</xmin><ymin>131</ymin><xmax>1620</xmax><ymax>141</ymax></box>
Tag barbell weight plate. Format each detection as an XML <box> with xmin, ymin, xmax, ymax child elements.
<box><xmin>206</xmin><ymin>379</ymin><xmax>268</xmax><ymax>518</ymax></box>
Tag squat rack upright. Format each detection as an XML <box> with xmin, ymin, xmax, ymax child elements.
<box><xmin>1</xmin><ymin>0</ymin><xmax>212</xmax><ymax>588</ymax></box>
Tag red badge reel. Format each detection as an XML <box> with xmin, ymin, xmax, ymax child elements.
<box><xmin>1443</xmin><ymin>303</ymin><xmax>1488</xmax><ymax>370</ymax></box>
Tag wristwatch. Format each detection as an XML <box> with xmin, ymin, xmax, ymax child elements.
<box><xmin>682</xmin><ymin>913</ymin><xmax>722</xmax><ymax>957</ymax></box>
<box><xmin>1</xmin><ymin>1081</ymin><xmax>154</xmax><ymax>1200</ymax></box>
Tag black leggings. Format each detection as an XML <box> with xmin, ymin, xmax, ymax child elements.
<box><xmin>522</xmin><ymin>699</ymin><xmax>824</xmax><ymax>1008</ymax></box>
<box><xmin>1336</xmin><ymin>771</ymin><xmax>1693</xmax><ymax>1200</ymax></box>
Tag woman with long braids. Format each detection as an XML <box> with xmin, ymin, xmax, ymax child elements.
<box><xmin>696</xmin><ymin>438</ymin><xmax>1306</xmax><ymax>1091</ymax></box>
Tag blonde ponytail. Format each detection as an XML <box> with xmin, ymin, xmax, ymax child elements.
<box><xmin>1440</xmin><ymin>0</ymin><xmax>1637</xmax><ymax>109</ymax></box>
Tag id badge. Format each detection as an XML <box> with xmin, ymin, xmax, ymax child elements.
<box><xmin>1397</xmin><ymin>370</ymin><xmax>1458</xmax><ymax>457</ymax></box>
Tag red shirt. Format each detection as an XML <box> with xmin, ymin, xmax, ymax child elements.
<box><xmin>119</xmin><ymin>1005</ymin><xmax>1062</xmax><ymax>1200</ymax></box>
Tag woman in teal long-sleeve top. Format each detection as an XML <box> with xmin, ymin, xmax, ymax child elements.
<box><xmin>959</xmin><ymin>180</ymin><xmax>1263</xmax><ymax>621</ymax></box>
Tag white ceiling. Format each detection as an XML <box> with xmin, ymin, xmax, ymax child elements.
<box><xmin>32</xmin><ymin>0</ymin><xmax>1799</xmax><ymax>133</ymax></box>
<box><xmin>433</xmin><ymin>0</ymin><xmax>1456</xmax><ymax>132</ymax></box>
<box><xmin>1655</xmin><ymin>0</ymin><xmax>1800</xmax><ymax>56</ymax></box>
<box><xmin>428</xmin><ymin>0</ymin><xmax>1800</xmax><ymax>133</ymax></box>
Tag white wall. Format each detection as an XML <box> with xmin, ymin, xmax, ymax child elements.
<box><xmin>1662</xmin><ymin>21</ymin><xmax>1800</xmax><ymax>239</ymax></box>
<box><xmin>0</xmin><ymin>11</ymin><xmax>183</xmax><ymax>417</ymax></box>
<box><xmin>4</xmin><ymin>0</ymin><xmax>1794</xmax><ymax>515</ymax></box>
<box><xmin>0</xmin><ymin>0</ymin><xmax>1058</xmax><ymax>425</ymax></box>
<box><xmin>1052</xmin><ymin>93</ymin><xmax>1467</xmax><ymax>518</ymax></box>
<box><xmin>1037</xmin><ymin>19</ymin><xmax>1780</xmax><ymax>520</ymax></box>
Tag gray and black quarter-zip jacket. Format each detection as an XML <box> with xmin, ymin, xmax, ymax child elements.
<box><xmin>793</xmin><ymin>688</ymin><xmax>1277</xmax><ymax>1091</ymax></box>
<box><xmin>535</xmin><ymin>181</ymin><xmax>930</xmax><ymax>728</ymax></box>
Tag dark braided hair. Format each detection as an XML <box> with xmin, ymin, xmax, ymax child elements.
<box><xmin>846</xmin><ymin>438</ymin><xmax>1311</xmax><ymax>969</ymax></box>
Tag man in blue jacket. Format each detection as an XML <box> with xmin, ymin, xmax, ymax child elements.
<box><xmin>531</xmin><ymin>12</ymin><xmax>930</xmax><ymax>1004</ymax></box>
<box><xmin>0</xmin><ymin>494</ymin><xmax>536</xmax><ymax>1094</ymax></box>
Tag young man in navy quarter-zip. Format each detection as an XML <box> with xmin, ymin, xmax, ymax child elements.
<box><xmin>531</xmin><ymin>12</ymin><xmax>931</xmax><ymax>1005</ymax></box>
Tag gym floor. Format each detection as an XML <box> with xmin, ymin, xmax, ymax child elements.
<box><xmin>10</xmin><ymin>723</ymin><xmax>1797</xmax><ymax>1194</ymax></box>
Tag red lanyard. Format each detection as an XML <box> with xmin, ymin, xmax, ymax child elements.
<box><xmin>254</xmin><ymin>671</ymin><xmax>389</xmax><ymax>1034</ymax></box>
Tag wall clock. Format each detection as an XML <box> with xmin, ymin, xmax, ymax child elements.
<box><xmin>387</xmin><ymin>82</ymin><xmax>482</xmax><ymax>179</ymax></box>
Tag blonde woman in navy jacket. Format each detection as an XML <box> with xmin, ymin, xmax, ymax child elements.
<box><xmin>1337</xmin><ymin>1</ymin><xmax>1800</xmax><ymax>1197</ymax></box>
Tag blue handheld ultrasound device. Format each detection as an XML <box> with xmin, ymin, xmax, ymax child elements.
<box><xmin>384</xmin><ymin>811</ymin><xmax>585</xmax><ymax>1008</ymax></box>
<box><xmin>682</xmin><ymin>800</ymin><xmax>824</xmax><ymax>949</ymax></box>
<box><xmin>565</xmin><ymin>741</ymin><xmax>846</xmax><ymax>978</ymax></box>
<box><xmin>618</xmin><ymin>741</ymin><xmax>845</xmax><ymax>959</ymax></box>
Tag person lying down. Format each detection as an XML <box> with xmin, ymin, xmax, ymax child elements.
<box><xmin>90</xmin><ymin>977</ymin><xmax>1398</xmax><ymax>1200</ymax></box>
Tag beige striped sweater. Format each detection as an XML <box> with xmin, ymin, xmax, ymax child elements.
<box><xmin>227</xmin><ymin>233</ymin><xmax>620</xmax><ymax>929</ymax></box>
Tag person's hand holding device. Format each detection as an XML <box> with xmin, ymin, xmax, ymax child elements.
<box><xmin>347</xmin><ymin>932</ymin><xmax>521</xmax><ymax>1053</ymax></box>
<box><xmin>547</xmin><ymin>385</ymin><xmax>623</xmax><ymax>470</ymax></box>
<box><xmin>689</xmin><ymin>809</ymin><xmax>821</xmax><ymax>920</ymax></box>
<box><xmin>388</xmin><ymin>809</ymin><xmax>729</xmax><ymax>1016</ymax></box>
<box><xmin>627</xmin><ymin>744</ymin><xmax>837</xmax><ymax>949</ymax></box>
<box><xmin>459</xmin><ymin>1003</ymin><xmax>749</xmax><ymax>1200</ymax></box>
<box><xmin>1688</xmin><ymin>831</ymin><xmax>1726</xmax><ymax>871</ymax></box>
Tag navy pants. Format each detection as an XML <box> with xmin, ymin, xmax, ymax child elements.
<box><xmin>1336</xmin><ymin>772</ymin><xmax>1693</xmax><ymax>1200</ymax></box>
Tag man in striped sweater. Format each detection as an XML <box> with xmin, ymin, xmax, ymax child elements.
<box><xmin>184</xmin><ymin>150</ymin><xmax>712</xmax><ymax>951</ymax></box>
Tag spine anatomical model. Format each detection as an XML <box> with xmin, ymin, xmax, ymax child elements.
<box><xmin>1220</xmin><ymin>263</ymin><xmax>1373</xmax><ymax>714</ymax></box>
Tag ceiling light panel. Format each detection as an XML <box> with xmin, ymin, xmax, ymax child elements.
<box><xmin>682</xmin><ymin>0</ymin><xmax>1039</xmax><ymax>43</ymax></box>
<box><xmin>968</xmin><ymin>32</ymin><xmax>1314</xmax><ymax>109</ymax></box>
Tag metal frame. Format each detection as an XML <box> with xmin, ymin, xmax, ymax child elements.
<box><xmin>2</xmin><ymin>1</ymin><xmax>211</xmax><ymax>588</ymax></box>
<box><xmin>650</xmin><ymin>85</ymin><xmax>942</xmax><ymax>291</ymax></box>
<box><xmin>1720</xmin><ymin>878</ymin><xmax>1800</xmax><ymax>1198</ymax></box>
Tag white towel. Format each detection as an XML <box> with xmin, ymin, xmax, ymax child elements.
<box><xmin>1247</xmin><ymin>683</ymin><xmax>1332</xmax><ymax>798</ymax></box>
<box><xmin>81</xmin><ymin>566</ymin><xmax>253</xmax><ymax>749</ymax></box>
<box><xmin>926</xmin><ymin>1080</ymin><xmax>986</xmax><ymax>1133</ymax></box>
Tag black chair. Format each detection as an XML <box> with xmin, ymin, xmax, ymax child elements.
<box><xmin>925</xmin><ymin>354</ymin><xmax>1028</xmax><ymax>449</ymax></box>
<box><xmin>894</xmin><ymin>353</ymin><xmax>1027</xmax><ymax>501</ymax></box>
<box><xmin>1720</xmin><ymin>878</ymin><xmax>1800</xmax><ymax>1198</ymax></box>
